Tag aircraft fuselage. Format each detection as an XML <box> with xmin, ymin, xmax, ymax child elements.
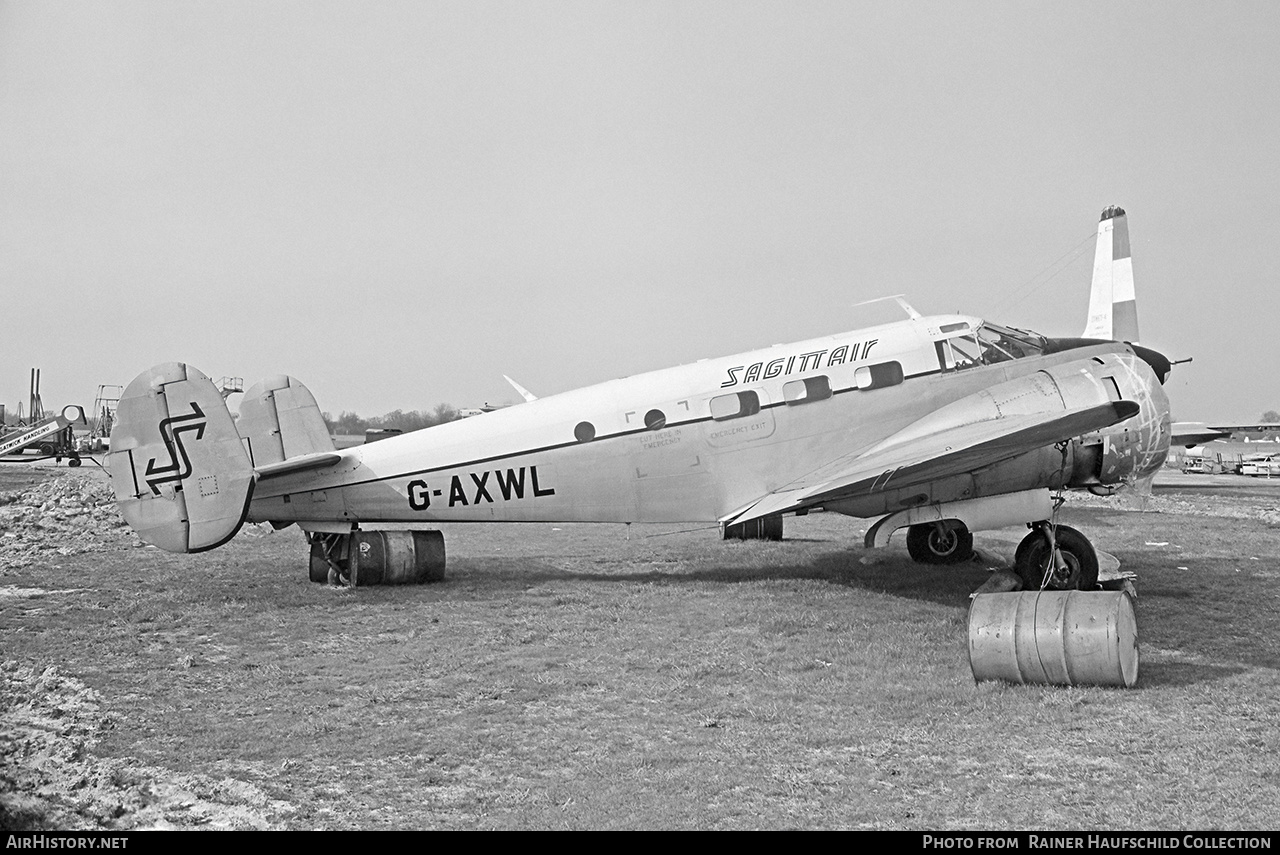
<box><xmin>245</xmin><ymin>313</ymin><xmax>1170</xmax><ymax>530</ymax></box>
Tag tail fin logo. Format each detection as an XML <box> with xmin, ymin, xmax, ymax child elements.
<box><xmin>144</xmin><ymin>402</ymin><xmax>207</xmax><ymax>495</ymax></box>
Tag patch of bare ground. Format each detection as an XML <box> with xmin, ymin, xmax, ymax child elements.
<box><xmin>2</xmin><ymin>470</ymin><xmax>1278</xmax><ymax>829</ymax></box>
<box><xmin>0</xmin><ymin>661</ymin><xmax>292</xmax><ymax>830</ymax></box>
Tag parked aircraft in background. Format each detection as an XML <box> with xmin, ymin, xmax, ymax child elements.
<box><xmin>1170</xmin><ymin>423</ymin><xmax>1231</xmax><ymax>447</ymax></box>
<box><xmin>1083</xmin><ymin>205</ymin><xmax>1140</xmax><ymax>344</ymax></box>
<box><xmin>108</xmin><ymin>207</ymin><xmax>1173</xmax><ymax>592</ymax></box>
<box><xmin>1169</xmin><ymin>423</ymin><xmax>1279</xmax><ymax>449</ymax></box>
<box><xmin>1082</xmin><ymin>205</ymin><xmax>1280</xmax><ymax>454</ymax></box>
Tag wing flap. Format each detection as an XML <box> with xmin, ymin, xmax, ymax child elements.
<box><xmin>725</xmin><ymin>401</ymin><xmax>1138</xmax><ymax>525</ymax></box>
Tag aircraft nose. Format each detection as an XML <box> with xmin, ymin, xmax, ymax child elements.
<box><xmin>1129</xmin><ymin>350</ymin><xmax>1173</xmax><ymax>480</ymax></box>
<box><xmin>1130</xmin><ymin>344</ymin><xmax>1172</xmax><ymax>385</ymax></box>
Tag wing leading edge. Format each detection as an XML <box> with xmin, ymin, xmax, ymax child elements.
<box><xmin>723</xmin><ymin>400</ymin><xmax>1140</xmax><ymax>526</ymax></box>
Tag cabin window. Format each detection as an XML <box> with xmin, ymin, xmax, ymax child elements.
<box><xmin>710</xmin><ymin>390</ymin><xmax>761</xmax><ymax>421</ymax></box>
<box><xmin>574</xmin><ymin>421</ymin><xmax>596</xmax><ymax>442</ymax></box>
<box><xmin>644</xmin><ymin>409</ymin><xmax>667</xmax><ymax>430</ymax></box>
<box><xmin>855</xmin><ymin>361</ymin><xmax>904</xmax><ymax>390</ymax></box>
<box><xmin>783</xmin><ymin>376</ymin><xmax>832</xmax><ymax>405</ymax></box>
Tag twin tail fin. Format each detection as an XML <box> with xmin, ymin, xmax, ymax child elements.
<box><xmin>108</xmin><ymin>363</ymin><xmax>334</xmax><ymax>553</ymax></box>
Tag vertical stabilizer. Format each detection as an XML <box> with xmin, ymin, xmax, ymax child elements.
<box><xmin>237</xmin><ymin>375</ymin><xmax>335</xmax><ymax>467</ymax></box>
<box><xmin>109</xmin><ymin>363</ymin><xmax>256</xmax><ymax>553</ymax></box>
<box><xmin>1082</xmin><ymin>205</ymin><xmax>1139</xmax><ymax>342</ymax></box>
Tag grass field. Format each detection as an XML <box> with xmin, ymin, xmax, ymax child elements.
<box><xmin>2</xmin><ymin>467</ymin><xmax>1279</xmax><ymax>830</ymax></box>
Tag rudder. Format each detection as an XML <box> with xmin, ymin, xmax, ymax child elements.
<box><xmin>237</xmin><ymin>374</ymin><xmax>335</xmax><ymax>468</ymax></box>
<box><xmin>108</xmin><ymin>363</ymin><xmax>255</xmax><ymax>553</ymax></box>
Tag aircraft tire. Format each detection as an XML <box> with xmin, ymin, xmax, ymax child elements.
<box><xmin>308</xmin><ymin>541</ymin><xmax>334</xmax><ymax>584</ymax></box>
<box><xmin>1014</xmin><ymin>525</ymin><xmax>1099</xmax><ymax>591</ymax></box>
<box><xmin>68</xmin><ymin>457</ymin><xmax>81</xmax><ymax>468</ymax></box>
<box><xmin>906</xmin><ymin>522</ymin><xmax>973</xmax><ymax>565</ymax></box>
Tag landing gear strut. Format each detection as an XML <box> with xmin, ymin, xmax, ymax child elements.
<box><xmin>1014</xmin><ymin>523</ymin><xmax>1099</xmax><ymax>591</ymax></box>
<box><xmin>906</xmin><ymin>521</ymin><xmax>974</xmax><ymax>565</ymax></box>
<box><xmin>309</xmin><ymin>534</ymin><xmax>347</xmax><ymax>584</ymax></box>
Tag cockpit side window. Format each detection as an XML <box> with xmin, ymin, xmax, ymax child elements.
<box><xmin>935</xmin><ymin>323</ymin><xmax>1044</xmax><ymax>372</ymax></box>
<box><xmin>977</xmin><ymin>324</ymin><xmax>1043</xmax><ymax>362</ymax></box>
<box><xmin>935</xmin><ymin>334</ymin><xmax>983</xmax><ymax>371</ymax></box>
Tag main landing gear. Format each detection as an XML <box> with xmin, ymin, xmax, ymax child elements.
<box><xmin>1013</xmin><ymin>522</ymin><xmax>1099</xmax><ymax>591</ymax></box>
<box><xmin>902</xmin><ymin>517</ymin><xmax>1100</xmax><ymax>592</ymax></box>
<box><xmin>905</xmin><ymin>521</ymin><xmax>975</xmax><ymax>565</ymax></box>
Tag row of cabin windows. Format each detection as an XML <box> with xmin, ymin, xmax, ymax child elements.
<box><xmin>573</xmin><ymin>361</ymin><xmax>904</xmax><ymax>440</ymax></box>
<box><xmin>710</xmin><ymin>362</ymin><xmax>902</xmax><ymax>422</ymax></box>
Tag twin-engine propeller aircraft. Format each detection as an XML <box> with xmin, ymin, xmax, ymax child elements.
<box><xmin>109</xmin><ymin>206</ymin><xmax>1173</xmax><ymax>592</ymax></box>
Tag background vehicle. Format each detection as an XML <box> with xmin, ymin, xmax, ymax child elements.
<box><xmin>1240</xmin><ymin>454</ymin><xmax>1280</xmax><ymax>477</ymax></box>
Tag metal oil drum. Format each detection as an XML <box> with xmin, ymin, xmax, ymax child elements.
<box><xmin>967</xmin><ymin>590</ymin><xmax>1138</xmax><ymax>688</ymax></box>
<box><xmin>349</xmin><ymin>530</ymin><xmax>446</xmax><ymax>586</ymax></box>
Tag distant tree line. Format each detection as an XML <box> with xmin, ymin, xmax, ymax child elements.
<box><xmin>322</xmin><ymin>403</ymin><xmax>460</xmax><ymax>436</ymax></box>
<box><xmin>1263</xmin><ymin>410</ymin><xmax>1280</xmax><ymax>423</ymax></box>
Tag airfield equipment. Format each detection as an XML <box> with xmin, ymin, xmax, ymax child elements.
<box><xmin>217</xmin><ymin>377</ymin><xmax>244</xmax><ymax>399</ymax></box>
<box><xmin>86</xmin><ymin>384</ymin><xmax>123</xmax><ymax>451</ymax></box>
<box><xmin>0</xmin><ymin>405</ymin><xmax>87</xmax><ymax>465</ymax></box>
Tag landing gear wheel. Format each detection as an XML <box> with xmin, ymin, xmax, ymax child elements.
<box><xmin>67</xmin><ymin>457</ymin><xmax>82</xmax><ymax>468</ymax></box>
<box><xmin>308</xmin><ymin>537</ymin><xmax>348</xmax><ymax>584</ymax></box>
<box><xmin>308</xmin><ymin>542</ymin><xmax>331</xmax><ymax>583</ymax></box>
<box><xmin>1014</xmin><ymin>524</ymin><xmax>1099</xmax><ymax>591</ymax></box>
<box><xmin>906</xmin><ymin>522</ymin><xmax>974</xmax><ymax>565</ymax></box>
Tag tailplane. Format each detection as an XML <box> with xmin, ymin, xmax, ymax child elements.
<box><xmin>108</xmin><ymin>363</ymin><xmax>256</xmax><ymax>553</ymax></box>
<box><xmin>1082</xmin><ymin>205</ymin><xmax>1140</xmax><ymax>342</ymax></box>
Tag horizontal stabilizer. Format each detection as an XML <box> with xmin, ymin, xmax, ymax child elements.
<box><xmin>108</xmin><ymin>363</ymin><xmax>255</xmax><ymax>553</ymax></box>
<box><xmin>256</xmin><ymin>451</ymin><xmax>343</xmax><ymax>480</ymax></box>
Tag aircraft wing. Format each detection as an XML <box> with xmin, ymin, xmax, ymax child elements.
<box><xmin>723</xmin><ymin>400</ymin><xmax>1139</xmax><ymax>525</ymax></box>
<box><xmin>1207</xmin><ymin>423</ymin><xmax>1280</xmax><ymax>434</ymax></box>
<box><xmin>1170</xmin><ymin>422</ymin><xmax>1230</xmax><ymax>447</ymax></box>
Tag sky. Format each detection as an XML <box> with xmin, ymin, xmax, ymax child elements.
<box><xmin>2</xmin><ymin>1</ymin><xmax>1277</xmax><ymax>424</ymax></box>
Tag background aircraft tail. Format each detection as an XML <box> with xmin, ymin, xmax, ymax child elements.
<box><xmin>108</xmin><ymin>363</ymin><xmax>256</xmax><ymax>553</ymax></box>
<box><xmin>1082</xmin><ymin>205</ymin><xmax>1139</xmax><ymax>342</ymax></box>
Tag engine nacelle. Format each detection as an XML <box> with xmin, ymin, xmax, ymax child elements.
<box><xmin>823</xmin><ymin>349</ymin><xmax>1170</xmax><ymax>520</ymax></box>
